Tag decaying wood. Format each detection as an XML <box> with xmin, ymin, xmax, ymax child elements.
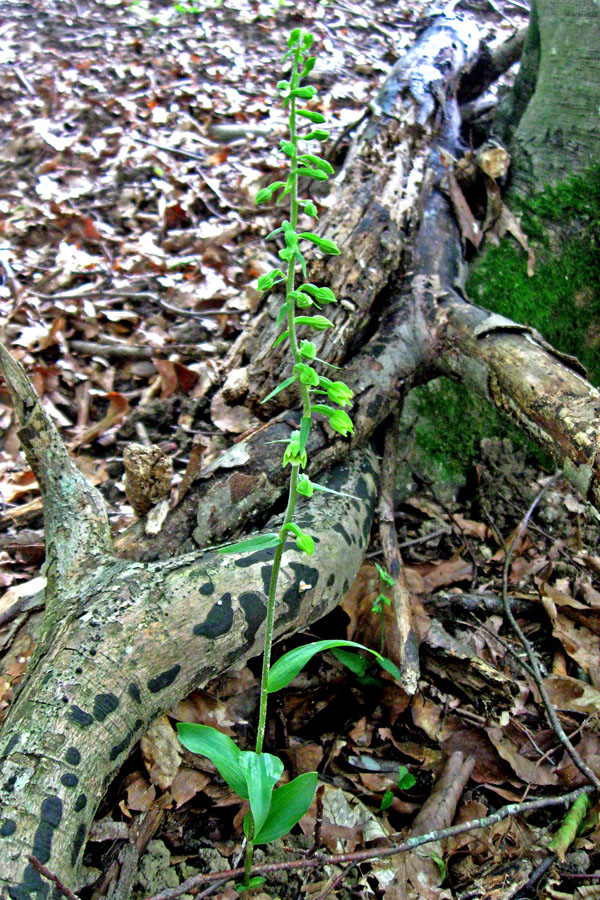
<box><xmin>1</xmin><ymin>10</ymin><xmax>600</xmax><ymax>897</ymax></box>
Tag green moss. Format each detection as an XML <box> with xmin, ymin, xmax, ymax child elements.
<box><xmin>413</xmin><ymin>165</ymin><xmax>600</xmax><ymax>482</ymax></box>
<box><xmin>412</xmin><ymin>378</ymin><xmax>551</xmax><ymax>484</ymax></box>
<box><xmin>467</xmin><ymin>164</ymin><xmax>600</xmax><ymax>383</ymax></box>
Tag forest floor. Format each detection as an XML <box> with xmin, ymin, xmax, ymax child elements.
<box><xmin>1</xmin><ymin>1</ymin><xmax>600</xmax><ymax>899</ymax></box>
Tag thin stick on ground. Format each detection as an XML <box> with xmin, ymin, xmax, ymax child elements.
<box><xmin>378</xmin><ymin>413</ymin><xmax>420</xmax><ymax>693</ymax></box>
<box><xmin>501</xmin><ymin>473</ymin><xmax>600</xmax><ymax>791</ymax></box>
<box><xmin>143</xmin><ymin>787</ymin><xmax>595</xmax><ymax>900</ymax></box>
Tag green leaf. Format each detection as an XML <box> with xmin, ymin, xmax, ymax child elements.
<box><xmin>299</xmin><ymin>414</ymin><xmax>312</xmax><ymax>452</ymax></box>
<box><xmin>261</xmin><ymin>376</ymin><xmax>295</xmax><ymax>404</ymax></box>
<box><xmin>298</xmin><ymin>109</ymin><xmax>326</xmax><ymax>124</ymax></box>
<box><xmin>430</xmin><ymin>852</ymin><xmax>447</xmax><ymax>883</ymax></box>
<box><xmin>377</xmin><ymin>655</ymin><xmax>404</xmax><ymax>684</ymax></box>
<box><xmin>331</xmin><ymin>648</ymin><xmax>371</xmax><ymax>677</ymax></box>
<box><xmin>305</xmin><ymin>129</ymin><xmax>329</xmax><ymax>141</ymax></box>
<box><xmin>218</xmin><ymin>533</ymin><xmax>282</xmax><ymax>555</ymax></box>
<box><xmin>273</xmin><ymin>330</ymin><xmax>289</xmax><ymax>349</ymax></box>
<box><xmin>397</xmin><ymin>765</ymin><xmax>416</xmax><ymax>790</ymax></box>
<box><xmin>239</xmin><ymin>751</ymin><xmax>284</xmax><ymax>835</ymax></box>
<box><xmin>310</xmin><ymin>482</ymin><xmax>359</xmax><ymax>500</ymax></box>
<box><xmin>265</xmin><ymin>226</ymin><xmax>283</xmax><ymax>241</ymax></box>
<box><xmin>276</xmin><ymin>303</ymin><xmax>289</xmax><ymax>328</ymax></box>
<box><xmin>236</xmin><ymin>877</ymin><xmax>266</xmax><ymax>893</ymax></box>
<box><xmin>287</xmin><ymin>28</ymin><xmax>301</xmax><ymax>48</ymax></box>
<box><xmin>251</xmin><ymin>773</ymin><xmax>318</xmax><ymax>844</ymax></box>
<box><xmin>380</xmin><ymin>789</ymin><xmax>394</xmax><ymax>811</ymax></box>
<box><xmin>268</xmin><ymin>640</ymin><xmax>368</xmax><ymax>692</ymax></box>
<box><xmin>301</xmin><ymin>57</ymin><xmax>317</xmax><ymax>77</ymax></box>
<box><xmin>268</xmin><ymin>639</ymin><xmax>403</xmax><ymax>692</ymax></box>
<box><xmin>176</xmin><ymin>724</ymin><xmax>248</xmax><ymax>798</ymax></box>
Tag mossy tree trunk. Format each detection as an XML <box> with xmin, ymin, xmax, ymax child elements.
<box><xmin>497</xmin><ymin>0</ymin><xmax>600</xmax><ymax>195</ymax></box>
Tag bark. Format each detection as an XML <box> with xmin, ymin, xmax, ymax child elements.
<box><xmin>499</xmin><ymin>0</ymin><xmax>600</xmax><ymax>195</ymax></box>
<box><xmin>1</xmin><ymin>9</ymin><xmax>600</xmax><ymax>897</ymax></box>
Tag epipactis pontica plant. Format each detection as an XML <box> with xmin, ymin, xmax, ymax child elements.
<box><xmin>178</xmin><ymin>28</ymin><xmax>401</xmax><ymax>891</ymax></box>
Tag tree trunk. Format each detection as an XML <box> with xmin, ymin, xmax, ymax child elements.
<box><xmin>498</xmin><ymin>0</ymin><xmax>600</xmax><ymax>195</ymax></box>
<box><xmin>2</xmin><ymin>9</ymin><xmax>600</xmax><ymax>897</ymax></box>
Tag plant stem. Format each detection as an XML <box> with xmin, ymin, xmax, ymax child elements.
<box><xmin>245</xmin><ymin>33</ymin><xmax>314</xmax><ymax>889</ymax></box>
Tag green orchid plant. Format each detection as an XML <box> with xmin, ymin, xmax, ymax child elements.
<box><xmin>177</xmin><ymin>28</ymin><xmax>402</xmax><ymax>891</ymax></box>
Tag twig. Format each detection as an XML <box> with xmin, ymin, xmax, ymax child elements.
<box><xmin>509</xmin><ymin>854</ymin><xmax>556</xmax><ymax>898</ymax></box>
<box><xmin>378</xmin><ymin>413</ymin><xmax>420</xmax><ymax>693</ymax></box>
<box><xmin>143</xmin><ymin>787</ymin><xmax>594</xmax><ymax>900</ymax></box>
<box><xmin>159</xmin><ymin>299</ymin><xmax>242</xmax><ymax>318</ymax></box>
<box><xmin>313</xmin><ymin>864</ymin><xmax>355</xmax><ymax>900</ymax></box>
<box><xmin>27</xmin><ymin>856</ymin><xmax>82</xmax><ymax>900</ymax></box>
<box><xmin>501</xmin><ymin>475</ymin><xmax>600</xmax><ymax>791</ymax></box>
<box><xmin>308</xmin><ymin>784</ymin><xmax>325</xmax><ymax>857</ymax></box>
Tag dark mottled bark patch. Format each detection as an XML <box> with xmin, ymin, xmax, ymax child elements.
<box><xmin>3</xmin><ymin>774</ymin><xmax>16</xmax><ymax>792</ymax></box>
<box><xmin>32</xmin><ymin>796</ymin><xmax>62</xmax><ymax>864</ymax></box>
<box><xmin>109</xmin><ymin>718</ymin><xmax>144</xmax><ymax>761</ymax></box>
<box><xmin>93</xmin><ymin>692</ymin><xmax>120</xmax><ymax>722</ymax></box>
<box><xmin>234</xmin><ymin>547</ymin><xmax>277</xmax><ymax>568</ymax></box>
<box><xmin>74</xmin><ymin>793</ymin><xmax>87</xmax><ymax>812</ymax></box>
<box><xmin>147</xmin><ymin>665</ymin><xmax>181</xmax><ymax>693</ymax></box>
<box><xmin>71</xmin><ymin>822</ymin><xmax>87</xmax><ymax>868</ymax></box>
<box><xmin>238</xmin><ymin>592</ymin><xmax>267</xmax><ymax>643</ymax></box>
<box><xmin>281</xmin><ymin>562</ymin><xmax>320</xmax><ymax>622</ymax></box>
<box><xmin>0</xmin><ymin>818</ymin><xmax>16</xmax><ymax>837</ymax></box>
<box><xmin>260</xmin><ymin>564</ymin><xmax>272</xmax><ymax>597</ymax></box>
<box><xmin>129</xmin><ymin>682</ymin><xmax>141</xmax><ymax>703</ymax></box>
<box><xmin>332</xmin><ymin>521</ymin><xmax>354</xmax><ymax>546</ymax></box>
<box><xmin>2</xmin><ymin>733</ymin><xmax>19</xmax><ymax>757</ymax></box>
<box><xmin>193</xmin><ymin>592</ymin><xmax>233</xmax><ymax>637</ymax></box>
<box><xmin>61</xmin><ymin>773</ymin><xmax>79</xmax><ymax>788</ymax></box>
<box><xmin>355</xmin><ymin>474</ymin><xmax>369</xmax><ymax>500</ymax></box>
<box><xmin>70</xmin><ymin>706</ymin><xmax>93</xmax><ymax>727</ymax></box>
<box><xmin>326</xmin><ymin>572</ymin><xmax>336</xmax><ymax>587</ymax></box>
<box><xmin>65</xmin><ymin>747</ymin><xmax>81</xmax><ymax>766</ymax></box>
<box><xmin>366</xmin><ymin>397</ymin><xmax>381</xmax><ymax>420</ymax></box>
<box><xmin>362</xmin><ymin>508</ymin><xmax>372</xmax><ymax>543</ymax></box>
<box><xmin>8</xmin><ymin>866</ymin><xmax>46</xmax><ymax>900</ymax></box>
<box><xmin>199</xmin><ymin>581</ymin><xmax>215</xmax><ymax>595</ymax></box>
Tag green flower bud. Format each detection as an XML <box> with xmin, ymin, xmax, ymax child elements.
<box><xmin>328</xmin><ymin>409</ymin><xmax>354</xmax><ymax>436</ymax></box>
<box><xmin>299</xmin><ymin>340</ymin><xmax>316</xmax><ymax>359</ymax></box>
<box><xmin>297</xmin><ymin>474</ymin><xmax>314</xmax><ymax>498</ymax></box>
<box><xmin>282</xmin><ymin>432</ymin><xmax>307</xmax><ymax>468</ymax></box>
<box><xmin>293</xmin><ymin>363</ymin><xmax>319</xmax><ymax>386</ymax></box>
<box><xmin>257</xmin><ymin>269</ymin><xmax>284</xmax><ymax>292</ymax></box>
<box><xmin>296</xmin><ymin>532</ymin><xmax>315</xmax><ymax>555</ymax></box>
<box><xmin>304</xmin><ymin>200</ymin><xmax>318</xmax><ymax>218</ymax></box>
<box><xmin>326</xmin><ymin>380</ymin><xmax>353</xmax><ymax>407</ymax></box>
<box><xmin>294</xmin><ymin>315</ymin><xmax>334</xmax><ymax>331</ymax></box>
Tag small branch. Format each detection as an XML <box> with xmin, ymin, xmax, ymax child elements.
<box><xmin>27</xmin><ymin>856</ymin><xmax>82</xmax><ymax>900</ymax></box>
<box><xmin>0</xmin><ymin>341</ymin><xmax>114</xmax><ymax>585</ymax></box>
<box><xmin>378</xmin><ymin>413</ymin><xmax>420</xmax><ymax>693</ymax></box>
<box><xmin>501</xmin><ymin>475</ymin><xmax>600</xmax><ymax>791</ymax></box>
<box><xmin>143</xmin><ymin>787</ymin><xmax>593</xmax><ymax>900</ymax></box>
